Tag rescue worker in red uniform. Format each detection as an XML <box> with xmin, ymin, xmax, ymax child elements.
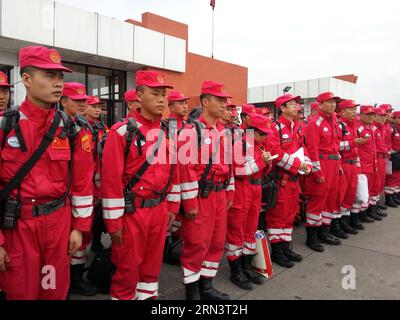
<box><xmin>386</xmin><ymin>111</ymin><xmax>400</xmax><ymax>206</ymax></box>
<box><xmin>336</xmin><ymin>100</ymin><xmax>367</xmax><ymax>235</ymax></box>
<box><xmin>357</xmin><ymin>106</ymin><xmax>382</xmax><ymax>222</ymax></box>
<box><xmin>125</xmin><ymin>89</ymin><xmax>141</xmax><ymax>117</ymax></box>
<box><xmin>101</xmin><ymin>71</ymin><xmax>180</xmax><ymax>300</ymax></box>
<box><xmin>85</xmin><ymin>96</ymin><xmax>109</xmax><ymax>253</ymax></box>
<box><xmin>60</xmin><ymin>83</ymin><xmax>98</xmax><ymax>296</ymax></box>
<box><xmin>226</xmin><ymin>113</ymin><xmax>272</xmax><ymax>290</ymax></box>
<box><xmin>303</xmin><ymin>92</ymin><xmax>342</xmax><ymax>252</ymax></box>
<box><xmin>240</xmin><ymin>104</ymin><xmax>256</xmax><ymax>130</ymax></box>
<box><xmin>266</xmin><ymin>94</ymin><xmax>312</xmax><ymax>265</ymax></box>
<box><xmin>307</xmin><ymin>102</ymin><xmax>320</xmax><ymax>121</ymax></box>
<box><xmin>371</xmin><ymin>107</ymin><xmax>389</xmax><ymax>218</ymax></box>
<box><xmin>0</xmin><ymin>71</ymin><xmax>12</xmax><ymax>112</ymax></box>
<box><xmin>0</xmin><ymin>46</ymin><xmax>94</xmax><ymax>300</ymax></box>
<box><xmin>168</xmin><ymin>91</ymin><xmax>189</xmax><ymax>132</ymax></box>
<box><xmin>179</xmin><ymin>81</ymin><xmax>234</xmax><ymax>300</ymax></box>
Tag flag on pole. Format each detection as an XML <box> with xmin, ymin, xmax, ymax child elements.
<box><xmin>210</xmin><ymin>0</ymin><xmax>215</xmax><ymax>10</ymax></box>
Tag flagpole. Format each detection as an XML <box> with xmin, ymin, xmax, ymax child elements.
<box><xmin>212</xmin><ymin>7</ymin><xmax>215</xmax><ymax>59</ymax></box>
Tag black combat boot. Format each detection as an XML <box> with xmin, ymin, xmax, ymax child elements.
<box><xmin>359</xmin><ymin>210</ymin><xmax>375</xmax><ymax>223</ymax></box>
<box><xmin>228</xmin><ymin>259</ymin><xmax>255</xmax><ymax>290</ymax></box>
<box><xmin>318</xmin><ymin>225</ymin><xmax>341</xmax><ymax>246</ymax></box>
<box><xmin>377</xmin><ymin>202</ymin><xmax>388</xmax><ymax>211</ymax></box>
<box><xmin>241</xmin><ymin>255</ymin><xmax>266</xmax><ymax>285</ymax></box>
<box><xmin>69</xmin><ymin>264</ymin><xmax>99</xmax><ymax>296</ymax></box>
<box><xmin>199</xmin><ymin>277</ymin><xmax>230</xmax><ymax>300</ymax></box>
<box><xmin>185</xmin><ymin>281</ymin><xmax>201</xmax><ymax>300</ymax></box>
<box><xmin>340</xmin><ymin>216</ymin><xmax>358</xmax><ymax>235</ymax></box>
<box><xmin>0</xmin><ymin>291</ymin><xmax>6</xmax><ymax>300</ymax></box>
<box><xmin>305</xmin><ymin>227</ymin><xmax>324</xmax><ymax>252</ymax></box>
<box><xmin>270</xmin><ymin>242</ymin><xmax>294</xmax><ymax>268</ymax></box>
<box><xmin>366</xmin><ymin>205</ymin><xmax>383</xmax><ymax>221</ymax></box>
<box><xmin>282</xmin><ymin>241</ymin><xmax>303</xmax><ymax>262</ymax></box>
<box><xmin>394</xmin><ymin>193</ymin><xmax>400</xmax><ymax>205</ymax></box>
<box><xmin>385</xmin><ymin>194</ymin><xmax>399</xmax><ymax>208</ymax></box>
<box><xmin>376</xmin><ymin>206</ymin><xmax>388</xmax><ymax>217</ymax></box>
<box><xmin>329</xmin><ymin>219</ymin><xmax>349</xmax><ymax>239</ymax></box>
<box><xmin>350</xmin><ymin>213</ymin><xmax>365</xmax><ymax>230</ymax></box>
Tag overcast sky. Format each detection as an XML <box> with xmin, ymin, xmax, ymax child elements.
<box><xmin>58</xmin><ymin>0</ymin><xmax>400</xmax><ymax>106</ymax></box>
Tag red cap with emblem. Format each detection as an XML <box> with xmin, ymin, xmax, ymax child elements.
<box><xmin>201</xmin><ymin>80</ymin><xmax>232</xmax><ymax>99</ymax></box>
<box><xmin>374</xmin><ymin>108</ymin><xmax>387</xmax><ymax>116</ymax></box>
<box><xmin>136</xmin><ymin>70</ymin><xmax>173</xmax><ymax>89</ymax></box>
<box><xmin>275</xmin><ymin>94</ymin><xmax>301</xmax><ymax>108</ymax></box>
<box><xmin>392</xmin><ymin>111</ymin><xmax>400</xmax><ymax>118</ymax></box>
<box><xmin>63</xmin><ymin>82</ymin><xmax>89</xmax><ymax>100</ymax></box>
<box><xmin>168</xmin><ymin>91</ymin><xmax>189</xmax><ymax>103</ymax></box>
<box><xmin>317</xmin><ymin>92</ymin><xmax>340</xmax><ymax>104</ymax></box>
<box><xmin>124</xmin><ymin>90</ymin><xmax>138</xmax><ymax>103</ymax></box>
<box><xmin>360</xmin><ymin>105</ymin><xmax>376</xmax><ymax>114</ymax></box>
<box><xmin>19</xmin><ymin>46</ymin><xmax>72</xmax><ymax>73</ymax></box>
<box><xmin>249</xmin><ymin>113</ymin><xmax>273</xmax><ymax>134</ymax></box>
<box><xmin>338</xmin><ymin>100</ymin><xmax>360</xmax><ymax>111</ymax></box>
<box><xmin>0</xmin><ymin>71</ymin><xmax>12</xmax><ymax>87</ymax></box>
<box><xmin>86</xmin><ymin>96</ymin><xmax>102</xmax><ymax>105</ymax></box>
<box><xmin>310</xmin><ymin>102</ymin><xmax>320</xmax><ymax>111</ymax></box>
<box><xmin>379</xmin><ymin>104</ymin><xmax>394</xmax><ymax>113</ymax></box>
<box><xmin>241</xmin><ymin>104</ymin><xmax>256</xmax><ymax>115</ymax></box>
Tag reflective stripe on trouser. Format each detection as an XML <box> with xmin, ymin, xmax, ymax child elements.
<box><xmin>338</xmin><ymin>162</ymin><xmax>358</xmax><ymax>217</ymax></box>
<box><xmin>110</xmin><ymin>201</ymin><xmax>168</xmax><ymax>300</ymax></box>
<box><xmin>181</xmin><ymin>190</ymin><xmax>228</xmax><ymax>284</ymax></box>
<box><xmin>265</xmin><ymin>179</ymin><xmax>300</xmax><ymax>243</ymax></box>
<box><xmin>226</xmin><ymin>180</ymin><xmax>261</xmax><ymax>261</ymax></box>
<box><xmin>0</xmin><ymin>205</ymin><xmax>71</xmax><ymax>300</ymax></box>
<box><xmin>303</xmin><ymin>159</ymin><xmax>340</xmax><ymax>227</ymax></box>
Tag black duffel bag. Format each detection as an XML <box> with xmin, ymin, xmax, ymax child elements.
<box><xmin>86</xmin><ymin>248</ymin><xmax>116</xmax><ymax>294</ymax></box>
<box><xmin>261</xmin><ymin>174</ymin><xmax>278</xmax><ymax>210</ymax></box>
<box><xmin>391</xmin><ymin>152</ymin><xmax>400</xmax><ymax>171</ymax></box>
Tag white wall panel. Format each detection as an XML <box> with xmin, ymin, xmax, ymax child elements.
<box><xmin>248</xmin><ymin>87</ymin><xmax>263</xmax><ymax>104</ymax></box>
<box><xmin>308</xmin><ymin>79</ymin><xmax>319</xmax><ymax>97</ymax></box>
<box><xmin>263</xmin><ymin>85</ymin><xmax>278</xmax><ymax>102</ymax></box>
<box><xmin>134</xmin><ymin>26</ymin><xmax>164</xmax><ymax>68</ymax></box>
<box><xmin>54</xmin><ymin>2</ymin><xmax>97</xmax><ymax>54</ymax></box>
<box><xmin>294</xmin><ymin>80</ymin><xmax>308</xmax><ymax>98</ymax></box>
<box><xmin>98</xmin><ymin>15</ymin><xmax>134</xmax><ymax>62</ymax></box>
<box><xmin>1</xmin><ymin>0</ymin><xmax>54</xmax><ymax>46</ymax></box>
<box><xmin>319</xmin><ymin>77</ymin><xmax>330</xmax><ymax>93</ymax></box>
<box><xmin>164</xmin><ymin>35</ymin><xmax>186</xmax><ymax>72</ymax></box>
<box><xmin>278</xmin><ymin>82</ymin><xmax>295</xmax><ymax>96</ymax></box>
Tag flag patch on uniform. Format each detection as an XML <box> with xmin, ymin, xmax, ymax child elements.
<box><xmin>52</xmin><ymin>136</ymin><xmax>70</xmax><ymax>150</ymax></box>
<box><xmin>81</xmin><ymin>135</ymin><xmax>92</xmax><ymax>153</ymax></box>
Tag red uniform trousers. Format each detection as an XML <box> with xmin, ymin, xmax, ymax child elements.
<box><xmin>304</xmin><ymin>158</ymin><xmax>340</xmax><ymax>227</ymax></box>
<box><xmin>385</xmin><ymin>171</ymin><xmax>400</xmax><ymax>194</ymax></box>
<box><xmin>372</xmin><ymin>157</ymin><xmax>386</xmax><ymax>200</ymax></box>
<box><xmin>0</xmin><ymin>204</ymin><xmax>71</xmax><ymax>300</ymax></box>
<box><xmin>110</xmin><ymin>201</ymin><xmax>168</xmax><ymax>300</ymax></box>
<box><xmin>363</xmin><ymin>172</ymin><xmax>376</xmax><ymax>209</ymax></box>
<box><xmin>225</xmin><ymin>180</ymin><xmax>261</xmax><ymax>261</ymax></box>
<box><xmin>265</xmin><ymin>178</ymin><xmax>301</xmax><ymax>243</ymax></box>
<box><xmin>181</xmin><ymin>190</ymin><xmax>227</xmax><ymax>284</ymax></box>
<box><xmin>338</xmin><ymin>162</ymin><xmax>358</xmax><ymax>217</ymax></box>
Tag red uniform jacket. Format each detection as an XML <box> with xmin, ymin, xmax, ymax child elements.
<box><xmin>178</xmin><ymin>116</ymin><xmax>234</xmax><ymax>213</ymax></box>
<box><xmin>372</xmin><ymin>123</ymin><xmax>389</xmax><ymax>156</ymax></box>
<box><xmin>101</xmin><ymin>112</ymin><xmax>180</xmax><ymax>234</ymax></box>
<box><xmin>357</xmin><ymin>123</ymin><xmax>377</xmax><ymax>174</ymax></box>
<box><xmin>0</xmin><ymin>99</ymin><xmax>94</xmax><ymax>246</ymax></box>
<box><xmin>390</xmin><ymin>125</ymin><xmax>400</xmax><ymax>152</ymax></box>
<box><xmin>304</xmin><ymin>111</ymin><xmax>340</xmax><ymax>180</ymax></box>
<box><xmin>338</xmin><ymin>117</ymin><xmax>361</xmax><ymax>170</ymax></box>
<box><xmin>267</xmin><ymin>115</ymin><xmax>312</xmax><ymax>176</ymax></box>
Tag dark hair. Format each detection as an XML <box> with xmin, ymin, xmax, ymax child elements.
<box><xmin>136</xmin><ymin>85</ymin><xmax>145</xmax><ymax>93</ymax></box>
<box><xmin>200</xmin><ymin>94</ymin><xmax>212</xmax><ymax>107</ymax></box>
<box><xmin>19</xmin><ymin>66</ymin><xmax>37</xmax><ymax>77</ymax></box>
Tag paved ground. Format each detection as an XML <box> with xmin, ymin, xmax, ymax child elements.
<box><xmin>71</xmin><ymin>207</ymin><xmax>400</xmax><ymax>300</ymax></box>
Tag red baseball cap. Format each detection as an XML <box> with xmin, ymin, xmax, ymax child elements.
<box><xmin>275</xmin><ymin>94</ymin><xmax>301</xmax><ymax>108</ymax></box>
<box><xmin>0</xmin><ymin>71</ymin><xmax>12</xmax><ymax>87</ymax></box>
<box><xmin>379</xmin><ymin>104</ymin><xmax>393</xmax><ymax>113</ymax></box>
<box><xmin>360</xmin><ymin>105</ymin><xmax>376</xmax><ymax>114</ymax></box>
<box><xmin>125</xmin><ymin>90</ymin><xmax>138</xmax><ymax>103</ymax></box>
<box><xmin>19</xmin><ymin>46</ymin><xmax>72</xmax><ymax>73</ymax></box>
<box><xmin>86</xmin><ymin>96</ymin><xmax>102</xmax><ymax>105</ymax></box>
<box><xmin>241</xmin><ymin>104</ymin><xmax>256</xmax><ymax>114</ymax></box>
<box><xmin>374</xmin><ymin>108</ymin><xmax>387</xmax><ymax>116</ymax></box>
<box><xmin>201</xmin><ymin>80</ymin><xmax>232</xmax><ymax>99</ymax></box>
<box><xmin>168</xmin><ymin>91</ymin><xmax>189</xmax><ymax>103</ymax></box>
<box><xmin>63</xmin><ymin>82</ymin><xmax>89</xmax><ymax>100</ymax></box>
<box><xmin>249</xmin><ymin>113</ymin><xmax>273</xmax><ymax>134</ymax></box>
<box><xmin>310</xmin><ymin>102</ymin><xmax>320</xmax><ymax>111</ymax></box>
<box><xmin>317</xmin><ymin>92</ymin><xmax>340</xmax><ymax>104</ymax></box>
<box><xmin>338</xmin><ymin>100</ymin><xmax>360</xmax><ymax>111</ymax></box>
<box><xmin>392</xmin><ymin>111</ymin><xmax>400</xmax><ymax>118</ymax></box>
<box><xmin>136</xmin><ymin>70</ymin><xmax>173</xmax><ymax>89</ymax></box>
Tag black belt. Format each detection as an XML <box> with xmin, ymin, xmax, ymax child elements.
<box><xmin>277</xmin><ymin>175</ymin><xmax>299</xmax><ymax>182</ymax></box>
<box><xmin>236</xmin><ymin>178</ymin><xmax>262</xmax><ymax>185</ymax></box>
<box><xmin>136</xmin><ymin>197</ymin><xmax>165</xmax><ymax>209</ymax></box>
<box><xmin>320</xmin><ymin>154</ymin><xmax>340</xmax><ymax>160</ymax></box>
<box><xmin>377</xmin><ymin>154</ymin><xmax>387</xmax><ymax>159</ymax></box>
<box><xmin>210</xmin><ymin>183</ymin><xmax>228</xmax><ymax>192</ymax></box>
<box><xmin>32</xmin><ymin>199</ymin><xmax>66</xmax><ymax>217</ymax></box>
<box><xmin>344</xmin><ymin>159</ymin><xmax>358</xmax><ymax>165</ymax></box>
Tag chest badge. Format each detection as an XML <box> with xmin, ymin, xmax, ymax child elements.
<box><xmin>323</xmin><ymin>127</ymin><xmax>329</xmax><ymax>132</ymax></box>
<box><xmin>52</xmin><ymin>137</ymin><xmax>70</xmax><ymax>150</ymax></box>
<box><xmin>204</xmin><ymin>138</ymin><xmax>212</xmax><ymax>145</ymax></box>
<box><xmin>81</xmin><ymin>134</ymin><xmax>92</xmax><ymax>153</ymax></box>
<box><xmin>134</xmin><ymin>139</ymin><xmax>146</xmax><ymax>147</ymax></box>
<box><xmin>365</xmin><ymin>134</ymin><xmax>371</xmax><ymax>138</ymax></box>
<box><xmin>7</xmin><ymin>136</ymin><xmax>20</xmax><ymax>149</ymax></box>
<box><xmin>282</xmin><ymin>134</ymin><xmax>290</xmax><ymax>139</ymax></box>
